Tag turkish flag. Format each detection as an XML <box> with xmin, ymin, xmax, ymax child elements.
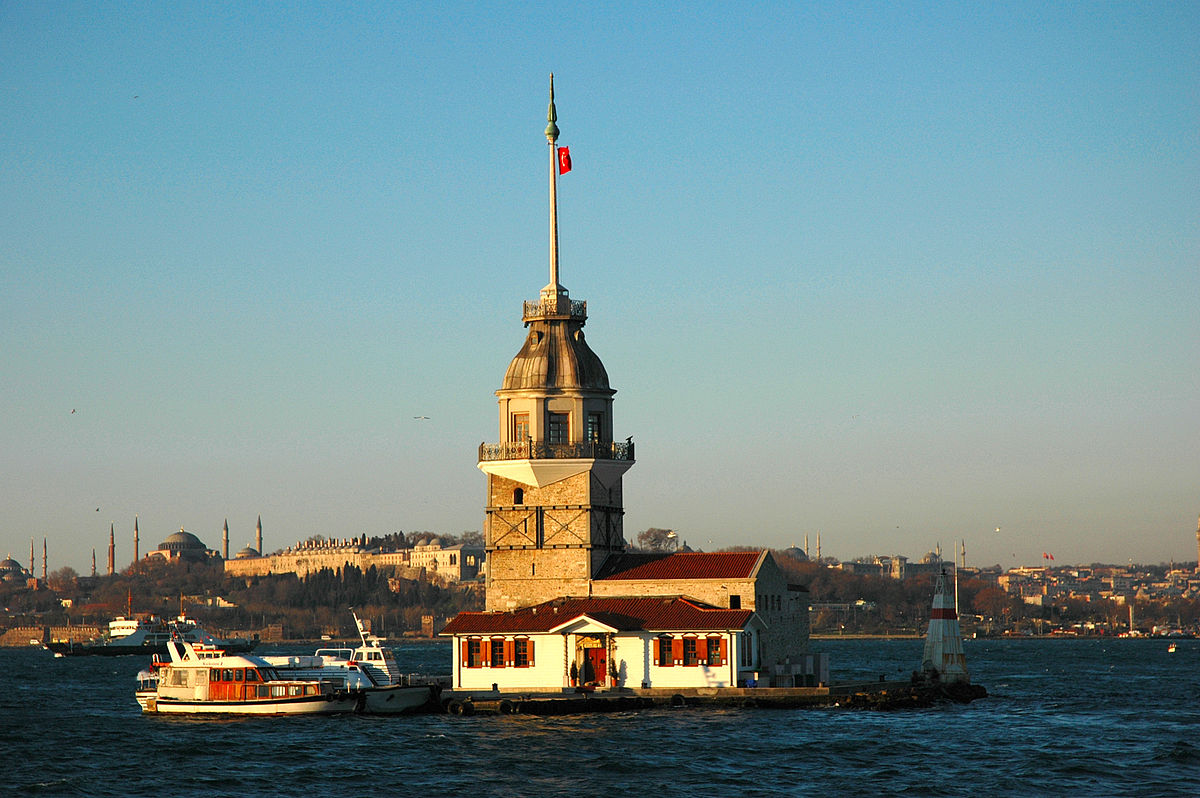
<box><xmin>558</xmin><ymin>146</ymin><xmax>572</xmax><ymax>175</ymax></box>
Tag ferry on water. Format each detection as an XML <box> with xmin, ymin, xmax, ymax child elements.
<box><xmin>136</xmin><ymin>640</ymin><xmax>360</xmax><ymax>716</ymax></box>
<box><xmin>258</xmin><ymin>614</ymin><xmax>439</xmax><ymax>714</ymax></box>
<box><xmin>48</xmin><ymin>614</ymin><xmax>257</xmax><ymax>657</ymax></box>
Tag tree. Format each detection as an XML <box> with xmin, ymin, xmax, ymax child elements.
<box><xmin>47</xmin><ymin>566</ymin><xmax>79</xmax><ymax>592</ymax></box>
<box><xmin>636</xmin><ymin>528</ymin><xmax>676</xmax><ymax>552</ymax></box>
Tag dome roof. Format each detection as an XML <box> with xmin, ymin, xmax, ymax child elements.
<box><xmin>501</xmin><ymin>319</ymin><xmax>611</xmax><ymax>392</ymax></box>
<box><xmin>0</xmin><ymin>556</ymin><xmax>23</xmax><ymax>572</ymax></box>
<box><xmin>161</xmin><ymin>529</ymin><xmax>206</xmax><ymax>550</ymax></box>
<box><xmin>234</xmin><ymin>546</ymin><xmax>260</xmax><ymax>559</ymax></box>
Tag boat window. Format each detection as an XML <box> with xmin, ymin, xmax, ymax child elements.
<box><xmin>245</xmin><ymin>670</ymin><xmax>260</xmax><ymax>683</ymax></box>
<box><xmin>235</xmin><ymin>669</ymin><xmax>244</xmax><ymax>682</ymax></box>
<box><xmin>223</xmin><ymin>669</ymin><xmax>233</xmax><ymax>682</ymax></box>
<box><xmin>369</xmin><ymin>651</ymin><xmax>381</xmax><ymax>661</ymax></box>
<box><xmin>210</xmin><ymin>668</ymin><xmax>221</xmax><ymax>682</ymax></box>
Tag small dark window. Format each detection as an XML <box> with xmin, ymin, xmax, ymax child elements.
<box><xmin>514</xmin><ymin>638</ymin><xmax>530</xmax><ymax>667</ymax></box>
<box><xmin>491</xmin><ymin>639</ymin><xmax>505</xmax><ymax>668</ymax></box>
<box><xmin>730</xmin><ymin>595</ymin><xmax>741</xmax><ymax>609</ymax></box>
<box><xmin>514</xmin><ymin>488</ymin><xmax>524</xmax><ymax>505</ymax></box>
<box><xmin>548</xmin><ymin>413</ymin><xmax>569</xmax><ymax>444</ymax></box>
<box><xmin>586</xmin><ymin>413</ymin><xmax>602</xmax><ymax>443</ymax></box>
<box><xmin>682</xmin><ymin>637</ymin><xmax>698</xmax><ymax>666</ymax></box>
<box><xmin>466</xmin><ymin>639</ymin><xmax>482</xmax><ymax>668</ymax></box>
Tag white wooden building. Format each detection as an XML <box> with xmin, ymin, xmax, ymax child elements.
<box><xmin>441</xmin><ymin>596</ymin><xmax>771</xmax><ymax>691</ymax></box>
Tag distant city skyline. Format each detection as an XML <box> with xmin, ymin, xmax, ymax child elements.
<box><xmin>2</xmin><ymin>3</ymin><xmax>1197</xmax><ymax>573</ymax></box>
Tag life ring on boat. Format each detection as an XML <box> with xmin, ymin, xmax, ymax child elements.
<box><xmin>670</xmin><ymin>693</ymin><xmax>686</xmax><ymax>707</ymax></box>
<box><xmin>446</xmin><ymin>699</ymin><xmax>464</xmax><ymax>715</ymax></box>
<box><xmin>498</xmin><ymin>699</ymin><xmax>515</xmax><ymax>715</ymax></box>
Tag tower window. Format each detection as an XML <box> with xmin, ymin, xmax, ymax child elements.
<box><xmin>586</xmin><ymin>413</ymin><xmax>602</xmax><ymax>443</ymax></box>
<box><xmin>548</xmin><ymin>413</ymin><xmax>569</xmax><ymax>444</ymax></box>
<box><xmin>513</xmin><ymin>488</ymin><xmax>524</xmax><ymax>505</ymax></box>
<box><xmin>512</xmin><ymin>413</ymin><xmax>530</xmax><ymax>442</ymax></box>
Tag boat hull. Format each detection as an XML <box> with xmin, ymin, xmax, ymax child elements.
<box><xmin>144</xmin><ymin>693</ymin><xmax>360</xmax><ymax>715</ymax></box>
<box><xmin>359</xmin><ymin>684</ymin><xmax>435</xmax><ymax>714</ymax></box>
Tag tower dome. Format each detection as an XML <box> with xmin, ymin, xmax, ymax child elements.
<box><xmin>501</xmin><ymin>317</ymin><xmax>611</xmax><ymax>391</ymax></box>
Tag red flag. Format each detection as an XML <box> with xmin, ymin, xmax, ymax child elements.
<box><xmin>558</xmin><ymin>146</ymin><xmax>572</xmax><ymax>175</ymax></box>
<box><xmin>1049</xmin><ymin>553</ymin><xmax>1054</xmax><ymax>560</ymax></box>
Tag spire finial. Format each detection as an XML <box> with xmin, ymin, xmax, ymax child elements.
<box><xmin>545</xmin><ymin>73</ymin><xmax>559</xmax><ymax>143</ymax></box>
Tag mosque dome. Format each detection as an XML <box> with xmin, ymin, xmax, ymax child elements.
<box><xmin>501</xmin><ymin>320</ymin><xmax>611</xmax><ymax>392</ymax></box>
<box><xmin>159</xmin><ymin>529</ymin><xmax>207</xmax><ymax>553</ymax></box>
<box><xmin>234</xmin><ymin>546</ymin><xmax>260</xmax><ymax>559</ymax></box>
<box><xmin>0</xmin><ymin>556</ymin><xmax>23</xmax><ymax>573</ymax></box>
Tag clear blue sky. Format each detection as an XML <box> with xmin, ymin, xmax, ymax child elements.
<box><xmin>2</xmin><ymin>2</ymin><xmax>1197</xmax><ymax>573</ymax></box>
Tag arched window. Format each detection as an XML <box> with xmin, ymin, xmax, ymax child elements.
<box><xmin>513</xmin><ymin>488</ymin><xmax>524</xmax><ymax>505</ymax></box>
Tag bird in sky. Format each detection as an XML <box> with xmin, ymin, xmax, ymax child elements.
<box><xmin>413</xmin><ymin>416</ymin><xmax>430</xmax><ymax>420</ymax></box>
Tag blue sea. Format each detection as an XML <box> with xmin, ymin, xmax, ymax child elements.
<box><xmin>3</xmin><ymin>638</ymin><xmax>1198</xmax><ymax>797</ymax></box>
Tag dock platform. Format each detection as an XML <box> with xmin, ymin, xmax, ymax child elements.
<box><xmin>436</xmin><ymin>680</ymin><xmax>986</xmax><ymax>716</ymax></box>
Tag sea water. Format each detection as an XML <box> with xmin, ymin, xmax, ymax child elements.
<box><xmin>2</xmin><ymin>638</ymin><xmax>1198</xmax><ymax>797</ymax></box>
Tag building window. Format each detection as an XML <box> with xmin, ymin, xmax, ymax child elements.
<box><xmin>655</xmin><ymin>635</ymin><xmax>674</xmax><ymax>667</ymax></box>
<box><xmin>464</xmin><ymin>638</ymin><xmax>482</xmax><ymax>668</ymax></box>
<box><xmin>682</xmin><ymin>637</ymin><xmax>698</xmax><ymax>666</ymax></box>
<box><xmin>513</xmin><ymin>488</ymin><xmax>524</xmax><ymax>505</ymax></box>
<box><xmin>741</xmin><ymin>631</ymin><xmax>754</xmax><ymax>667</ymax></box>
<box><xmin>514</xmin><ymin>638</ymin><xmax>534</xmax><ymax>667</ymax></box>
<box><xmin>586</xmin><ymin>413</ymin><xmax>602</xmax><ymax>443</ymax></box>
<box><xmin>491</xmin><ymin>638</ymin><xmax>506</xmax><ymax>668</ymax></box>
<box><xmin>706</xmin><ymin>636</ymin><xmax>725</xmax><ymax>666</ymax></box>
<box><xmin>512</xmin><ymin>413</ymin><xmax>530</xmax><ymax>442</ymax></box>
<box><xmin>548</xmin><ymin>413</ymin><xmax>569</xmax><ymax>444</ymax></box>
<box><xmin>730</xmin><ymin>595</ymin><xmax>741</xmax><ymax>609</ymax></box>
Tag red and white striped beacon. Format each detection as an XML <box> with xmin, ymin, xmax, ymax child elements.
<box><xmin>921</xmin><ymin>564</ymin><xmax>970</xmax><ymax>683</ymax></box>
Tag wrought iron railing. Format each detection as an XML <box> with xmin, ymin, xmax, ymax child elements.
<box><xmin>479</xmin><ymin>439</ymin><xmax>634</xmax><ymax>462</ymax></box>
<box><xmin>522</xmin><ymin>298</ymin><xmax>587</xmax><ymax>322</ymax></box>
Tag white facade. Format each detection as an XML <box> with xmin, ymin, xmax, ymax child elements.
<box><xmin>447</xmin><ymin>613</ymin><xmax>768</xmax><ymax>692</ymax></box>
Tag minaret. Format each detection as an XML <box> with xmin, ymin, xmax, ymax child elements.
<box><xmin>107</xmin><ymin>524</ymin><xmax>115</xmax><ymax>575</ymax></box>
<box><xmin>478</xmin><ymin>76</ymin><xmax>635</xmax><ymax>611</ymax></box>
<box><xmin>30</xmin><ymin>538</ymin><xmax>34</xmax><ymax>580</ymax></box>
<box><xmin>133</xmin><ymin>516</ymin><xmax>140</xmax><ymax>563</ymax></box>
<box><xmin>255</xmin><ymin>515</ymin><xmax>263</xmax><ymax>554</ymax></box>
<box><xmin>222</xmin><ymin>518</ymin><xmax>230</xmax><ymax>560</ymax></box>
<box><xmin>92</xmin><ymin>549</ymin><xmax>97</xmax><ymax>577</ymax></box>
<box><xmin>1195</xmin><ymin>514</ymin><xmax>1199</xmax><ymax>573</ymax></box>
<box><xmin>42</xmin><ymin>537</ymin><xmax>47</xmax><ymax>581</ymax></box>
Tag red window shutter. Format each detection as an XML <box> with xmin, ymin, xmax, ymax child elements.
<box><xmin>528</xmin><ymin>638</ymin><xmax>535</xmax><ymax>667</ymax></box>
<box><xmin>672</xmin><ymin>637</ymin><xmax>683</xmax><ymax>666</ymax></box>
<box><xmin>719</xmin><ymin>637</ymin><xmax>728</xmax><ymax>665</ymax></box>
<box><xmin>460</xmin><ymin>639</ymin><xmax>469</xmax><ymax>667</ymax></box>
<box><xmin>504</xmin><ymin>639</ymin><xmax>514</xmax><ymax>667</ymax></box>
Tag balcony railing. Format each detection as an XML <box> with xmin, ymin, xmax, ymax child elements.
<box><xmin>522</xmin><ymin>298</ymin><xmax>587</xmax><ymax>322</ymax></box>
<box><xmin>479</xmin><ymin>439</ymin><xmax>634</xmax><ymax>463</ymax></box>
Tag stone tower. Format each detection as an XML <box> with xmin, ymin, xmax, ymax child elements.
<box><xmin>478</xmin><ymin>76</ymin><xmax>635</xmax><ymax>611</ymax></box>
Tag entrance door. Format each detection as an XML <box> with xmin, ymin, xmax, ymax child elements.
<box><xmin>586</xmin><ymin>647</ymin><xmax>607</xmax><ymax>687</ymax></box>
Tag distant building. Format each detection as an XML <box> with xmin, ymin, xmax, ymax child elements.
<box><xmin>146</xmin><ymin>528</ymin><xmax>218</xmax><ymax>563</ymax></box>
<box><xmin>223</xmin><ymin>535</ymin><xmax>483</xmax><ymax>584</ymax></box>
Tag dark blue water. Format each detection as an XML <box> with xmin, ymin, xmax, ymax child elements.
<box><xmin>3</xmin><ymin>638</ymin><xmax>1198</xmax><ymax>796</ymax></box>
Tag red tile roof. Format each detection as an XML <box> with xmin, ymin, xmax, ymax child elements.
<box><xmin>440</xmin><ymin>596</ymin><xmax>754</xmax><ymax>636</ymax></box>
<box><xmin>594</xmin><ymin>551</ymin><xmax>764</xmax><ymax>581</ymax></box>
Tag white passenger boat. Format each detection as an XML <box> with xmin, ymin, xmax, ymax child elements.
<box><xmin>50</xmin><ymin>614</ymin><xmax>256</xmax><ymax>657</ymax></box>
<box><xmin>136</xmin><ymin>640</ymin><xmax>360</xmax><ymax>716</ymax></box>
<box><xmin>258</xmin><ymin>614</ymin><xmax>437</xmax><ymax>714</ymax></box>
